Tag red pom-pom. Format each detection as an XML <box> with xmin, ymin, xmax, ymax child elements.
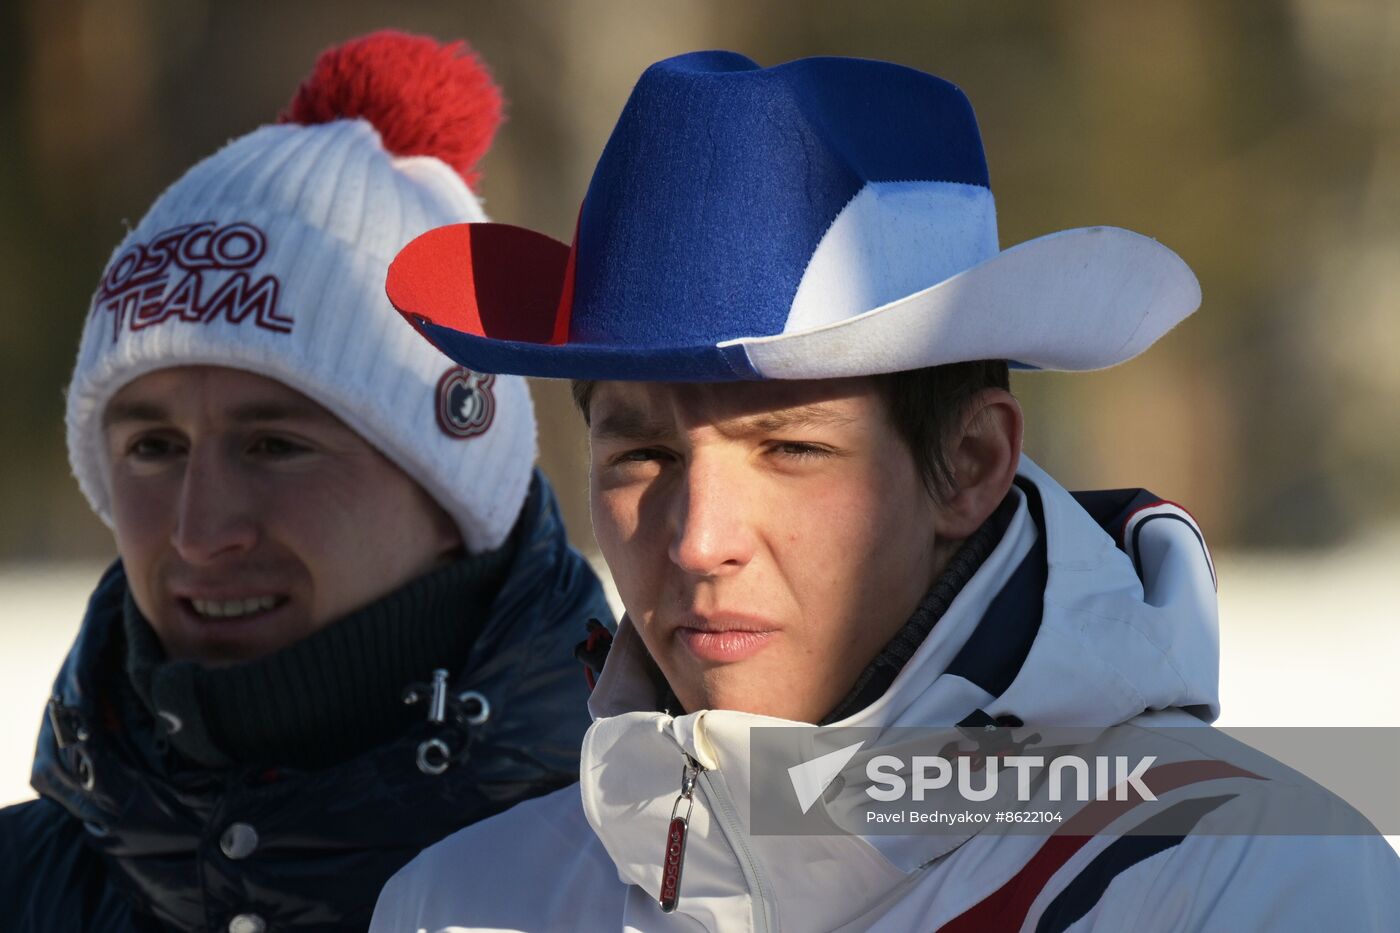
<box><xmin>280</xmin><ymin>30</ymin><xmax>504</xmax><ymax>187</ymax></box>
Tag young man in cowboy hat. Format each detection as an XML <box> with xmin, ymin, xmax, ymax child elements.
<box><xmin>373</xmin><ymin>51</ymin><xmax>1400</xmax><ymax>931</ymax></box>
<box><xmin>0</xmin><ymin>32</ymin><xmax>611</xmax><ymax>932</ymax></box>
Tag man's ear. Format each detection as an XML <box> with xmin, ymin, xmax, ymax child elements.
<box><xmin>932</xmin><ymin>388</ymin><xmax>1023</xmax><ymax>540</ymax></box>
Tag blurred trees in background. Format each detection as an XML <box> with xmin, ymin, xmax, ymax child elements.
<box><xmin>2</xmin><ymin>0</ymin><xmax>1397</xmax><ymax>560</ymax></box>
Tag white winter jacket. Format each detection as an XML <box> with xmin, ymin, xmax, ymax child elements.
<box><xmin>373</xmin><ymin>458</ymin><xmax>1400</xmax><ymax>932</ymax></box>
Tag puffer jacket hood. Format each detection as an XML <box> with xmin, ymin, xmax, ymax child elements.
<box><xmin>0</xmin><ymin>471</ymin><xmax>613</xmax><ymax>933</ymax></box>
<box><xmin>372</xmin><ymin>456</ymin><xmax>1400</xmax><ymax>933</ymax></box>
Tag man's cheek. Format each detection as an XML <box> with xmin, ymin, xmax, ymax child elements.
<box><xmin>594</xmin><ymin>490</ymin><xmax>641</xmax><ymax>543</ymax></box>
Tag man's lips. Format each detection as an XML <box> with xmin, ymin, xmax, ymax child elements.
<box><xmin>170</xmin><ymin>585</ymin><xmax>292</xmax><ymax>624</ymax></box>
<box><xmin>673</xmin><ymin>613</ymin><xmax>779</xmax><ymax>663</ymax></box>
<box><xmin>188</xmin><ymin>595</ymin><xmax>280</xmax><ymax>619</ymax></box>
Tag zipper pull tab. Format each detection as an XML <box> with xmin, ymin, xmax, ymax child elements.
<box><xmin>659</xmin><ymin>754</ymin><xmax>702</xmax><ymax>913</ymax></box>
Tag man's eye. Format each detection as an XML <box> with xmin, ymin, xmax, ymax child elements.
<box><xmin>126</xmin><ymin>435</ymin><xmax>181</xmax><ymax>460</ymax></box>
<box><xmin>611</xmin><ymin>447</ymin><xmax>668</xmax><ymax>466</ymax></box>
<box><xmin>771</xmin><ymin>441</ymin><xmax>832</xmax><ymax>460</ymax></box>
<box><xmin>249</xmin><ymin>436</ymin><xmax>310</xmax><ymax>458</ymax></box>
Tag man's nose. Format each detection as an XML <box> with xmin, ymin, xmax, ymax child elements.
<box><xmin>667</xmin><ymin>459</ymin><xmax>755</xmax><ymax>577</ymax></box>
<box><xmin>170</xmin><ymin>447</ymin><xmax>257</xmax><ymax>564</ymax></box>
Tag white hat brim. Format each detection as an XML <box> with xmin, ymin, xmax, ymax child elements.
<box><xmin>726</xmin><ymin>226</ymin><xmax>1200</xmax><ymax>378</ymax></box>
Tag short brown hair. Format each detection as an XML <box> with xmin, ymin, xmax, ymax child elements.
<box><xmin>871</xmin><ymin>361</ymin><xmax>1009</xmax><ymax>500</ymax></box>
<box><xmin>571</xmin><ymin>360</ymin><xmax>1009</xmax><ymax>502</ymax></box>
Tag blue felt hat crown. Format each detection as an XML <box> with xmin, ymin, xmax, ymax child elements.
<box><xmin>388</xmin><ymin>51</ymin><xmax>1199</xmax><ymax>381</ymax></box>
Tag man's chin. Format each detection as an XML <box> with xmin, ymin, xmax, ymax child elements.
<box><xmin>673</xmin><ymin>674</ymin><xmax>823</xmax><ymax>723</ymax></box>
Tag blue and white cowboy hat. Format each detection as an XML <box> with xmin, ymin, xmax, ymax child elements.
<box><xmin>387</xmin><ymin>51</ymin><xmax>1200</xmax><ymax>381</ymax></box>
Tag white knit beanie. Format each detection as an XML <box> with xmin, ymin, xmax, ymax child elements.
<box><xmin>65</xmin><ymin>31</ymin><xmax>536</xmax><ymax>553</ymax></box>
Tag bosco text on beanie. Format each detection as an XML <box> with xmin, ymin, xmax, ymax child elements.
<box><xmin>65</xmin><ymin>31</ymin><xmax>536</xmax><ymax>553</ymax></box>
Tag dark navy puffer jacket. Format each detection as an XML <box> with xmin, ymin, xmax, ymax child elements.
<box><xmin>0</xmin><ymin>473</ymin><xmax>612</xmax><ymax>932</ymax></box>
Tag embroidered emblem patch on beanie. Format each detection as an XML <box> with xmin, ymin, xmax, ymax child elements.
<box><xmin>436</xmin><ymin>366</ymin><xmax>496</xmax><ymax>439</ymax></box>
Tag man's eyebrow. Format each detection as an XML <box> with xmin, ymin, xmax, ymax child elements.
<box><xmin>225</xmin><ymin>400</ymin><xmax>334</xmax><ymax>424</ymax></box>
<box><xmin>590</xmin><ymin>406</ymin><xmax>674</xmax><ymax>442</ymax></box>
<box><xmin>723</xmin><ymin>403</ymin><xmax>857</xmax><ymax>436</ymax></box>
<box><xmin>591</xmin><ymin>401</ymin><xmax>856</xmax><ymax>442</ymax></box>
<box><xmin>102</xmin><ymin>401</ymin><xmax>166</xmax><ymax>428</ymax></box>
<box><xmin>101</xmin><ymin>399</ymin><xmax>335</xmax><ymax>428</ymax></box>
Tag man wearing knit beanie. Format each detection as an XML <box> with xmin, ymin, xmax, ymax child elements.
<box><xmin>0</xmin><ymin>31</ymin><xmax>611</xmax><ymax>933</ymax></box>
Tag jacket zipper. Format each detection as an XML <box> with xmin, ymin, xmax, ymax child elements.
<box><xmin>659</xmin><ymin>754</ymin><xmax>702</xmax><ymax>913</ymax></box>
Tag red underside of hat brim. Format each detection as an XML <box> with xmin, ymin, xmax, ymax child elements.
<box><xmin>387</xmin><ymin>222</ymin><xmax>571</xmax><ymax>345</ymax></box>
